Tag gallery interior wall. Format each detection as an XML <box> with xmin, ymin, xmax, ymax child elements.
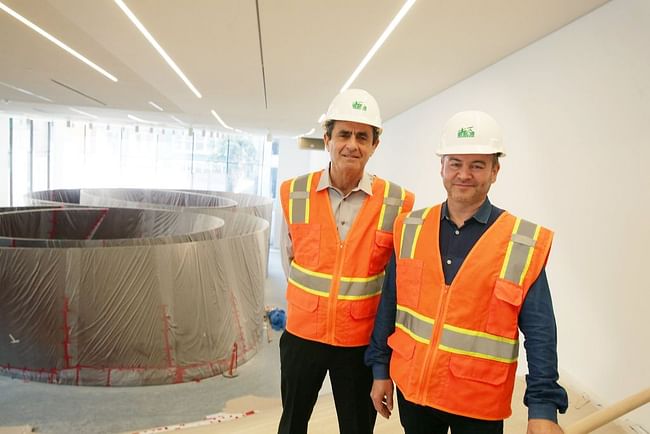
<box><xmin>368</xmin><ymin>0</ymin><xmax>649</xmax><ymax>427</ymax></box>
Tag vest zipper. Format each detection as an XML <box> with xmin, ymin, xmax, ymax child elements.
<box><xmin>417</xmin><ymin>283</ymin><xmax>452</xmax><ymax>403</ymax></box>
<box><xmin>325</xmin><ymin>183</ymin><xmax>373</xmax><ymax>345</ymax></box>
<box><xmin>327</xmin><ymin>241</ymin><xmax>345</xmax><ymax>344</ymax></box>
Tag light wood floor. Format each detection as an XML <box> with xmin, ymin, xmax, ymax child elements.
<box><xmin>129</xmin><ymin>377</ymin><xmax>628</xmax><ymax>434</ymax></box>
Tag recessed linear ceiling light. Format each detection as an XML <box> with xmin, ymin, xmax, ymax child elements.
<box><xmin>292</xmin><ymin>128</ymin><xmax>316</xmax><ymax>139</ymax></box>
<box><xmin>339</xmin><ymin>0</ymin><xmax>416</xmax><ymax>93</ymax></box>
<box><xmin>0</xmin><ymin>2</ymin><xmax>118</xmax><ymax>82</ymax></box>
<box><xmin>114</xmin><ymin>0</ymin><xmax>201</xmax><ymax>99</ymax></box>
<box><xmin>0</xmin><ymin>80</ymin><xmax>53</xmax><ymax>102</ymax></box>
<box><xmin>170</xmin><ymin>115</ymin><xmax>186</xmax><ymax>126</ymax></box>
<box><xmin>127</xmin><ymin>114</ymin><xmax>155</xmax><ymax>124</ymax></box>
<box><xmin>211</xmin><ymin>110</ymin><xmax>233</xmax><ymax>130</ymax></box>
<box><xmin>148</xmin><ymin>101</ymin><xmax>164</xmax><ymax>111</ymax></box>
<box><xmin>69</xmin><ymin>107</ymin><xmax>99</xmax><ymax>119</ymax></box>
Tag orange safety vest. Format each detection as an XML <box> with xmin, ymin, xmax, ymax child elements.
<box><xmin>388</xmin><ymin>204</ymin><xmax>553</xmax><ymax>420</ymax></box>
<box><xmin>280</xmin><ymin>170</ymin><xmax>414</xmax><ymax>347</ymax></box>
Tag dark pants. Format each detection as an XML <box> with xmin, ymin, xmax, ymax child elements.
<box><xmin>397</xmin><ymin>388</ymin><xmax>503</xmax><ymax>434</ymax></box>
<box><xmin>278</xmin><ymin>331</ymin><xmax>377</xmax><ymax>434</ymax></box>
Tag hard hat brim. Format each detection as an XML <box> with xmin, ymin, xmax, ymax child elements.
<box><xmin>436</xmin><ymin>145</ymin><xmax>506</xmax><ymax>157</ymax></box>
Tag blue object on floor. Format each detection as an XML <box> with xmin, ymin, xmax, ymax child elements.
<box><xmin>267</xmin><ymin>308</ymin><xmax>286</xmax><ymax>331</ymax></box>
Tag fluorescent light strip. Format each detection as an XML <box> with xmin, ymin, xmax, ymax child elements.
<box><xmin>0</xmin><ymin>2</ymin><xmax>118</xmax><ymax>82</ymax></box>
<box><xmin>69</xmin><ymin>107</ymin><xmax>99</xmax><ymax>119</ymax></box>
<box><xmin>292</xmin><ymin>127</ymin><xmax>315</xmax><ymax>139</ymax></box>
<box><xmin>0</xmin><ymin>80</ymin><xmax>53</xmax><ymax>102</ymax></box>
<box><xmin>170</xmin><ymin>115</ymin><xmax>186</xmax><ymax>126</ymax></box>
<box><xmin>115</xmin><ymin>0</ymin><xmax>201</xmax><ymax>98</ymax></box>
<box><xmin>211</xmin><ymin>110</ymin><xmax>233</xmax><ymax>130</ymax></box>
<box><xmin>148</xmin><ymin>101</ymin><xmax>164</xmax><ymax>111</ymax></box>
<box><xmin>127</xmin><ymin>114</ymin><xmax>155</xmax><ymax>124</ymax></box>
<box><xmin>340</xmin><ymin>0</ymin><xmax>416</xmax><ymax>93</ymax></box>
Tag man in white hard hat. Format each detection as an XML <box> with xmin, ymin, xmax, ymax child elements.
<box><xmin>365</xmin><ymin>111</ymin><xmax>568</xmax><ymax>434</ymax></box>
<box><xmin>278</xmin><ymin>89</ymin><xmax>415</xmax><ymax>434</ymax></box>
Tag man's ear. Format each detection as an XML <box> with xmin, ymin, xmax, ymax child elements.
<box><xmin>323</xmin><ymin>133</ymin><xmax>331</xmax><ymax>151</ymax></box>
<box><xmin>491</xmin><ymin>161</ymin><xmax>500</xmax><ymax>183</ymax></box>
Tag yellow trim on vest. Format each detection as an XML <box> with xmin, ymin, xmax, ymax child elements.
<box><xmin>519</xmin><ymin>224</ymin><xmax>541</xmax><ymax>285</ymax></box>
<box><xmin>341</xmin><ymin>273</ymin><xmax>384</xmax><ymax>283</ymax></box>
<box><xmin>499</xmin><ymin>218</ymin><xmax>542</xmax><ymax>285</ymax></box>
<box><xmin>499</xmin><ymin>218</ymin><xmax>520</xmax><ymax>279</ymax></box>
<box><xmin>292</xmin><ymin>261</ymin><xmax>384</xmax><ymax>283</ymax></box>
<box><xmin>398</xmin><ymin>304</ymin><xmax>436</xmax><ymax>325</ymax></box>
<box><xmin>396</xmin><ymin>323</ymin><xmax>431</xmax><ymax>345</ymax></box>
<box><xmin>377</xmin><ymin>180</ymin><xmax>390</xmax><ymax>230</ymax></box>
<box><xmin>305</xmin><ymin>172</ymin><xmax>314</xmax><ymax>223</ymax></box>
<box><xmin>288</xmin><ymin>277</ymin><xmax>330</xmax><ymax>297</ymax></box>
<box><xmin>291</xmin><ymin>261</ymin><xmax>331</xmax><ymax>279</ymax></box>
<box><xmin>338</xmin><ymin>291</ymin><xmax>382</xmax><ymax>301</ymax></box>
<box><xmin>288</xmin><ymin>177</ymin><xmax>296</xmax><ymax>224</ymax></box>
<box><xmin>443</xmin><ymin>323</ymin><xmax>517</xmax><ymax>345</ymax></box>
<box><xmin>399</xmin><ymin>218</ymin><xmax>407</xmax><ymax>258</ymax></box>
<box><xmin>438</xmin><ymin>344</ymin><xmax>517</xmax><ymax>364</ymax></box>
<box><xmin>410</xmin><ymin>207</ymin><xmax>433</xmax><ymax>259</ymax></box>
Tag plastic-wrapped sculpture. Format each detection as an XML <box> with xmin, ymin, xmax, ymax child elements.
<box><xmin>0</xmin><ymin>189</ymin><xmax>272</xmax><ymax>386</ymax></box>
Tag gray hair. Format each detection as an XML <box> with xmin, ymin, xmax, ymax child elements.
<box><xmin>323</xmin><ymin>119</ymin><xmax>380</xmax><ymax>144</ymax></box>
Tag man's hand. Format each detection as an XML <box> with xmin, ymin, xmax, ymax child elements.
<box><xmin>527</xmin><ymin>418</ymin><xmax>564</xmax><ymax>434</ymax></box>
<box><xmin>370</xmin><ymin>379</ymin><xmax>394</xmax><ymax>419</ymax></box>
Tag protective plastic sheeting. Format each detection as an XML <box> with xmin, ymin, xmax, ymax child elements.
<box><xmin>0</xmin><ymin>191</ymin><xmax>270</xmax><ymax>386</ymax></box>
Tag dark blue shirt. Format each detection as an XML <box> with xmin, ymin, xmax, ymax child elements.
<box><xmin>364</xmin><ymin>198</ymin><xmax>568</xmax><ymax>422</ymax></box>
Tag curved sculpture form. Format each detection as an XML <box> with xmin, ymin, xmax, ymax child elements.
<box><xmin>0</xmin><ymin>191</ymin><xmax>270</xmax><ymax>386</ymax></box>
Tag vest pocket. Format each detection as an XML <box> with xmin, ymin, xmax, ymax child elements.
<box><xmin>486</xmin><ymin>278</ymin><xmax>523</xmax><ymax>337</ymax></box>
<box><xmin>290</xmin><ymin>223</ymin><xmax>320</xmax><ymax>268</ymax></box>
<box><xmin>350</xmin><ymin>296</ymin><xmax>381</xmax><ymax>319</ymax></box>
<box><xmin>449</xmin><ymin>354</ymin><xmax>509</xmax><ymax>386</ymax></box>
<box><xmin>286</xmin><ymin>285</ymin><xmax>320</xmax><ymax>338</ymax></box>
<box><xmin>368</xmin><ymin>230</ymin><xmax>394</xmax><ymax>275</ymax></box>
<box><xmin>396</xmin><ymin>259</ymin><xmax>423</xmax><ymax>307</ymax></box>
<box><xmin>388</xmin><ymin>329</ymin><xmax>416</xmax><ymax>361</ymax></box>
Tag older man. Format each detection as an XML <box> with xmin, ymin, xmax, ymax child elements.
<box><xmin>278</xmin><ymin>89</ymin><xmax>415</xmax><ymax>434</ymax></box>
<box><xmin>365</xmin><ymin>111</ymin><xmax>568</xmax><ymax>434</ymax></box>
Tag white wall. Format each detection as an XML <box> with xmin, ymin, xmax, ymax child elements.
<box><xmin>273</xmin><ymin>137</ymin><xmax>328</xmax><ymax>247</ymax></box>
<box><xmin>373</xmin><ymin>0</ymin><xmax>650</xmax><ymax>428</ymax></box>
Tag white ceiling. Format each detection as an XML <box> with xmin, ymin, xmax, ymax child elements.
<box><xmin>0</xmin><ymin>0</ymin><xmax>609</xmax><ymax>138</ymax></box>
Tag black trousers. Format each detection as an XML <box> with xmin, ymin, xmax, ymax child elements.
<box><xmin>278</xmin><ymin>331</ymin><xmax>377</xmax><ymax>434</ymax></box>
<box><xmin>397</xmin><ymin>388</ymin><xmax>503</xmax><ymax>434</ymax></box>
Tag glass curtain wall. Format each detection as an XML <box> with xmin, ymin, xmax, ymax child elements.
<box><xmin>0</xmin><ymin>114</ymin><xmax>277</xmax><ymax>206</ymax></box>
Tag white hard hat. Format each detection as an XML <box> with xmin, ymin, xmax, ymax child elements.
<box><xmin>437</xmin><ymin>110</ymin><xmax>506</xmax><ymax>157</ymax></box>
<box><xmin>323</xmin><ymin>89</ymin><xmax>383</xmax><ymax>134</ymax></box>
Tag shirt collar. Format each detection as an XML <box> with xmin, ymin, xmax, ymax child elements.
<box><xmin>441</xmin><ymin>197</ymin><xmax>492</xmax><ymax>225</ymax></box>
<box><xmin>316</xmin><ymin>166</ymin><xmax>374</xmax><ymax>196</ymax></box>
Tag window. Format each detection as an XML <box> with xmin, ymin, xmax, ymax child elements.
<box><xmin>0</xmin><ymin>114</ymin><xmax>275</xmax><ymax>206</ymax></box>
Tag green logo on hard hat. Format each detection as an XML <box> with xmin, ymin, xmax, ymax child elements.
<box><xmin>352</xmin><ymin>101</ymin><xmax>368</xmax><ymax>111</ymax></box>
<box><xmin>457</xmin><ymin>126</ymin><xmax>475</xmax><ymax>138</ymax></box>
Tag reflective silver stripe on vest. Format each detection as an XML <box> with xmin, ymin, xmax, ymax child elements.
<box><xmin>339</xmin><ymin>273</ymin><xmax>384</xmax><ymax>299</ymax></box>
<box><xmin>500</xmin><ymin>218</ymin><xmax>541</xmax><ymax>286</ymax></box>
<box><xmin>439</xmin><ymin>324</ymin><xmax>519</xmax><ymax>363</ymax></box>
<box><xmin>288</xmin><ymin>262</ymin><xmax>330</xmax><ymax>295</ymax></box>
<box><xmin>378</xmin><ymin>181</ymin><xmax>406</xmax><ymax>232</ymax></box>
<box><xmin>395</xmin><ymin>305</ymin><xmax>434</xmax><ymax>344</ymax></box>
<box><xmin>289</xmin><ymin>262</ymin><xmax>384</xmax><ymax>300</ymax></box>
<box><xmin>289</xmin><ymin>173</ymin><xmax>313</xmax><ymax>224</ymax></box>
<box><xmin>399</xmin><ymin>208</ymin><xmax>430</xmax><ymax>259</ymax></box>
